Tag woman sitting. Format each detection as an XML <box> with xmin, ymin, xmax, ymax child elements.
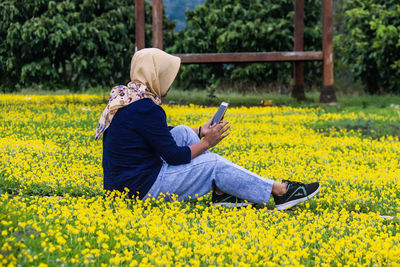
<box><xmin>95</xmin><ymin>48</ymin><xmax>320</xmax><ymax>210</ymax></box>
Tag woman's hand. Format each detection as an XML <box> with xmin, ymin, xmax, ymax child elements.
<box><xmin>200</xmin><ymin>114</ymin><xmax>225</xmax><ymax>138</ymax></box>
<box><xmin>202</xmin><ymin>121</ymin><xmax>231</xmax><ymax>148</ymax></box>
<box><xmin>199</xmin><ymin>117</ymin><xmax>213</xmax><ymax>138</ymax></box>
<box><xmin>189</xmin><ymin>120</ymin><xmax>230</xmax><ymax>159</ymax></box>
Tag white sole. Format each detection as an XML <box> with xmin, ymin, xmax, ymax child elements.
<box><xmin>275</xmin><ymin>184</ymin><xmax>320</xmax><ymax>211</ymax></box>
<box><xmin>213</xmin><ymin>202</ymin><xmax>254</xmax><ymax>208</ymax></box>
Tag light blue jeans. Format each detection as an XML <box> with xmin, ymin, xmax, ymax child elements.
<box><xmin>143</xmin><ymin>125</ymin><xmax>274</xmax><ymax>204</ymax></box>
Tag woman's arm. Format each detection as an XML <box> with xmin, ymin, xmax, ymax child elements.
<box><xmin>139</xmin><ymin>105</ymin><xmax>192</xmax><ymax>165</ymax></box>
<box><xmin>188</xmin><ymin>139</ymin><xmax>210</xmax><ymax>159</ymax></box>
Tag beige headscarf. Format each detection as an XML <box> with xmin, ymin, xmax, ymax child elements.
<box><xmin>95</xmin><ymin>48</ymin><xmax>181</xmax><ymax>141</ymax></box>
<box><xmin>130</xmin><ymin>48</ymin><xmax>181</xmax><ymax>97</ymax></box>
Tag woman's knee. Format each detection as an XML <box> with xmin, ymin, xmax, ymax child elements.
<box><xmin>171</xmin><ymin>125</ymin><xmax>199</xmax><ymax>146</ymax></box>
<box><xmin>173</xmin><ymin>125</ymin><xmax>192</xmax><ymax>134</ymax></box>
<box><xmin>170</xmin><ymin>125</ymin><xmax>192</xmax><ymax>138</ymax></box>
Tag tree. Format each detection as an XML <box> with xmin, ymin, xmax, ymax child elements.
<box><xmin>170</xmin><ymin>0</ymin><xmax>322</xmax><ymax>92</ymax></box>
<box><xmin>0</xmin><ymin>0</ymin><xmax>175</xmax><ymax>92</ymax></box>
<box><xmin>337</xmin><ymin>0</ymin><xmax>400</xmax><ymax>94</ymax></box>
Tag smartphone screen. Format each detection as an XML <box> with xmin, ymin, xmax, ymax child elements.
<box><xmin>212</xmin><ymin>102</ymin><xmax>229</xmax><ymax>126</ymax></box>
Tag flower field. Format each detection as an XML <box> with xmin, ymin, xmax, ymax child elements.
<box><xmin>1</xmin><ymin>94</ymin><xmax>400</xmax><ymax>266</ymax></box>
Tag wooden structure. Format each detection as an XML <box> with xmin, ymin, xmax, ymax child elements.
<box><xmin>135</xmin><ymin>0</ymin><xmax>336</xmax><ymax>103</ymax></box>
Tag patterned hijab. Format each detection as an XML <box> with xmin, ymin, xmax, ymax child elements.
<box><xmin>95</xmin><ymin>48</ymin><xmax>181</xmax><ymax>141</ymax></box>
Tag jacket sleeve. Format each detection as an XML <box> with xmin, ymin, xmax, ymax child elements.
<box><xmin>137</xmin><ymin>106</ymin><xmax>191</xmax><ymax>165</ymax></box>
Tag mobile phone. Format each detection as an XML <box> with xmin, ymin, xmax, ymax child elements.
<box><xmin>211</xmin><ymin>102</ymin><xmax>229</xmax><ymax>126</ymax></box>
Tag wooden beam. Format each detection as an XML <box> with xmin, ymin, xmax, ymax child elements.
<box><xmin>135</xmin><ymin>0</ymin><xmax>145</xmax><ymax>50</ymax></box>
<box><xmin>173</xmin><ymin>51</ymin><xmax>323</xmax><ymax>63</ymax></box>
<box><xmin>321</xmin><ymin>0</ymin><xmax>337</xmax><ymax>102</ymax></box>
<box><xmin>152</xmin><ymin>0</ymin><xmax>163</xmax><ymax>49</ymax></box>
<box><xmin>293</xmin><ymin>0</ymin><xmax>305</xmax><ymax>101</ymax></box>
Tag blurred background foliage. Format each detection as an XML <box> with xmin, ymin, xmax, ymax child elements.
<box><xmin>1</xmin><ymin>0</ymin><xmax>399</xmax><ymax>94</ymax></box>
<box><xmin>335</xmin><ymin>0</ymin><xmax>400</xmax><ymax>94</ymax></box>
<box><xmin>0</xmin><ymin>0</ymin><xmax>175</xmax><ymax>92</ymax></box>
<box><xmin>169</xmin><ymin>0</ymin><xmax>322</xmax><ymax>91</ymax></box>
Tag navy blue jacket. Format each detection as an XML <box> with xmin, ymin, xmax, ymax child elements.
<box><xmin>102</xmin><ymin>98</ymin><xmax>191</xmax><ymax>199</ymax></box>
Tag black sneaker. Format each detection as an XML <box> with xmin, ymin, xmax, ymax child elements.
<box><xmin>212</xmin><ymin>190</ymin><xmax>254</xmax><ymax>208</ymax></box>
<box><xmin>273</xmin><ymin>180</ymin><xmax>320</xmax><ymax>211</ymax></box>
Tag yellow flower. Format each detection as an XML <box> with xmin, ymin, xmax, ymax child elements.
<box><xmin>1</xmin><ymin>95</ymin><xmax>400</xmax><ymax>266</ymax></box>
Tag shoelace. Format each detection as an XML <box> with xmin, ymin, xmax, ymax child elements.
<box><xmin>282</xmin><ymin>180</ymin><xmax>305</xmax><ymax>188</ymax></box>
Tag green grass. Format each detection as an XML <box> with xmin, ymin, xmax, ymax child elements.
<box><xmin>311</xmin><ymin>117</ymin><xmax>400</xmax><ymax>139</ymax></box>
<box><xmin>164</xmin><ymin>89</ymin><xmax>299</xmax><ymax>106</ymax></box>
<box><xmin>167</xmin><ymin>89</ymin><xmax>400</xmax><ymax>109</ymax></box>
<box><xmin>12</xmin><ymin>86</ymin><xmax>400</xmax><ymax>108</ymax></box>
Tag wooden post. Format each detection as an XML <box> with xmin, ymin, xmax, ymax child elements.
<box><xmin>135</xmin><ymin>0</ymin><xmax>145</xmax><ymax>50</ymax></box>
<box><xmin>292</xmin><ymin>0</ymin><xmax>306</xmax><ymax>101</ymax></box>
<box><xmin>320</xmin><ymin>0</ymin><xmax>337</xmax><ymax>103</ymax></box>
<box><xmin>152</xmin><ymin>0</ymin><xmax>163</xmax><ymax>50</ymax></box>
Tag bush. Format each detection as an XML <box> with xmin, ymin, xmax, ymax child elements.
<box><xmin>170</xmin><ymin>0</ymin><xmax>322</xmax><ymax>90</ymax></box>
<box><xmin>0</xmin><ymin>0</ymin><xmax>175</xmax><ymax>92</ymax></box>
<box><xmin>337</xmin><ymin>0</ymin><xmax>400</xmax><ymax>94</ymax></box>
